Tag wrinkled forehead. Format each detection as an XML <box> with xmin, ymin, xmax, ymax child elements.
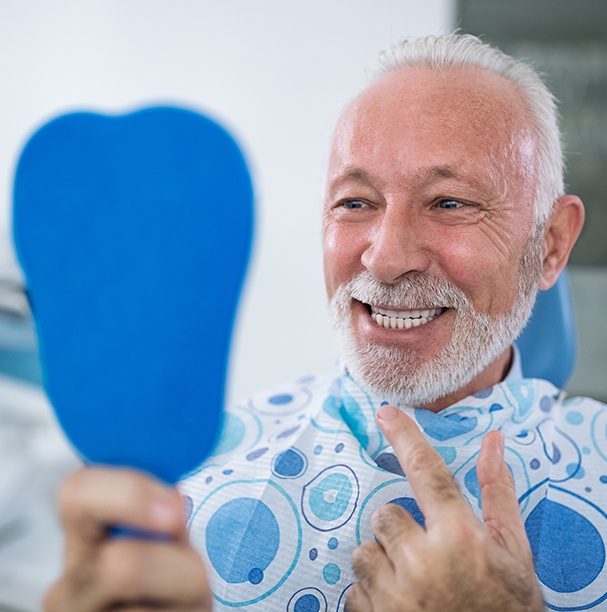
<box><xmin>328</xmin><ymin>65</ymin><xmax>538</xmax><ymax>188</ymax></box>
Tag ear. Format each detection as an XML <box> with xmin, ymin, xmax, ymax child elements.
<box><xmin>538</xmin><ymin>195</ymin><xmax>585</xmax><ymax>290</ymax></box>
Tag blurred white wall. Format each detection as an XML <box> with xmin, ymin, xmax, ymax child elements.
<box><xmin>0</xmin><ymin>0</ymin><xmax>454</xmax><ymax>403</ymax></box>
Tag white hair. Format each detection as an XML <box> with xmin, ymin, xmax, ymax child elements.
<box><xmin>329</xmin><ymin>235</ymin><xmax>543</xmax><ymax>407</ymax></box>
<box><xmin>375</xmin><ymin>34</ymin><xmax>564</xmax><ymax>230</ymax></box>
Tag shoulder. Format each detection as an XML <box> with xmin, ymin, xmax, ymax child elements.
<box><xmin>546</xmin><ymin>392</ymin><xmax>606</xmax><ymax>463</ymax></box>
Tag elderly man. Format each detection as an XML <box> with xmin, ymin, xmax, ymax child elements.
<box><xmin>47</xmin><ymin>34</ymin><xmax>598</xmax><ymax>611</ymax></box>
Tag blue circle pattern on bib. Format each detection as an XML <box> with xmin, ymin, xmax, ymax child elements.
<box><xmin>180</xmin><ymin>375</ymin><xmax>607</xmax><ymax>611</ymax></box>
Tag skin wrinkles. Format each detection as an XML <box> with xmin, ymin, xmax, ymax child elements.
<box><xmin>324</xmin><ymin>162</ymin><xmax>513</xmax><ymax>252</ymax></box>
<box><xmin>325</xmin><ymin>163</ymin><xmax>505</xmax><ymax>215</ymax></box>
<box><xmin>328</xmin><ymin>66</ymin><xmax>538</xmax><ymax>205</ymax></box>
<box><xmin>325</xmin><ymin>70</ymin><xmax>537</xmax><ymax>278</ymax></box>
<box><xmin>323</xmin><ymin>64</ymin><xmax>544</xmax><ymax>410</ymax></box>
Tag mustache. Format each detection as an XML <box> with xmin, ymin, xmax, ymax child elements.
<box><xmin>333</xmin><ymin>272</ymin><xmax>472</xmax><ymax>311</ymax></box>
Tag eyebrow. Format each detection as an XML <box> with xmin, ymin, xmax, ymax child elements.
<box><xmin>422</xmin><ymin>165</ymin><xmax>459</xmax><ymax>181</ymax></box>
<box><xmin>418</xmin><ymin>164</ymin><xmax>493</xmax><ymax>196</ymax></box>
<box><xmin>329</xmin><ymin>167</ymin><xmax>375</xmax><ymax>185</ymax></box>
<box><xmin>328</xmin><ymin>162</ymin><xmax>496</xmax><ymax>202</ymax></box>
<box><xmin>329</xmin><ymin>164</ymin><xmax>471</xmax><ymax>188</ymax></box>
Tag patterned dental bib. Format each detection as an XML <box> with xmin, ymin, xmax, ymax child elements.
<box><xmin>180</xmin><ymin>373</ymin><xmax>607</xmax><ymax>611</ymax></box>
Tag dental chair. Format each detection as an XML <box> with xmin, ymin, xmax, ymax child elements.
<box><xmin>516</xmin><ymin>271</ymin><xmax>576</xmax><ymax>389</ymax></box>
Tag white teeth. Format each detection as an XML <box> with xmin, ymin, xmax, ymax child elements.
<box><xmin>369</xmin><ymin>306</ymin><xmax>444</xmax><ymax>330</ymax></box>
<box><xmin>374</xmin><ymin>306</ymin><xmax>441</xmax><ymax>319</ymax></box>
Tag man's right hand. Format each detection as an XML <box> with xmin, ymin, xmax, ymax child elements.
<box><xmin>44</xmin><ymin>467</ymin><xmax>213</xmax><ymax>611</ymax></box>
<box><xmin>346</xmin><ymin>406</ymin><xmax>544</xmax><ymax>612</ymax></box>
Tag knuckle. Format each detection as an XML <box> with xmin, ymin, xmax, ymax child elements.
<box><xmin>387</xmin><ymin>500</ymin><xmax>409</xmax><ymax>519</ymax></box>
<box><xmin>351</xmin><ymin>540</ymin><xmax>380</xmax><ymax>575</ymax></box>
<box><xmin>371</xmin><ymin>503</ymin><xmax>404</xmax><ymax>533</ymax></box>
<box><xmin>452</xmin><ymin>521</ymin><xmax>483</xmax><ymax>550</ymax></box>
<box><xmin>440</xmin><ymin>520</ymin><xmax>487</xmax><ymax>566</ymax></box>
<box><xmin>406</xmin><ymin>443</ymin><xmax>444</xmax><ymax>476</ymax></box>
<box><xmin>374</xmin><ymin>502</ymin><xmax>399</xmax><ymax>521</ymax></box>
<box><xmin>430</xmin><ymin>470</ymin><xmax>460</xmax><ymax>502</ymax></box>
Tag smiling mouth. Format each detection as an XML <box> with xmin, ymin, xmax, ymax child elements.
<box><xmin>368</xmin><ymin>304</ymin><xmax>447</xmax><ymax>329</ymax></box>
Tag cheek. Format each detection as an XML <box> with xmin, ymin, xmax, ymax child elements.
<box><xmin>322</xmin><ymin>225</ymin><xmax>366</xmax><ymax>297</ymax></box>
<box><xmin>436</xmin><ymin>234</ymin><xmax>523</xmax><ymax>313</ymax></box>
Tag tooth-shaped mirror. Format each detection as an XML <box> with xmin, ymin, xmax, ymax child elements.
<box><xmin>13</xmin><ymin>107</ymin><xmax>254</xmax><ymax>484</ymax></box>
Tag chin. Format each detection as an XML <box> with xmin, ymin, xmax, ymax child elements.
<box><xmin>329</xmin><ymin>271</ymin><xmax>539</xmax><ymax>407</ymax></box>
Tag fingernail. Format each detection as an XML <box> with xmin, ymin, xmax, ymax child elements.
<box><xmin>377</xmin><ymin>404</ymin><xmax>399</xmax><ymax>421</ymax></box>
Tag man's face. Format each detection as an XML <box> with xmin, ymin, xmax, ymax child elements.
<box><xmin>322</xmin><ymin>66</ymin><xmax>544</xmax><ymax>410</ymax></box>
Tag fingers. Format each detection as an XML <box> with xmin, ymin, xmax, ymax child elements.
<box><xmin>60</xmin><ymin>467</ymin><xmax>185</xmax><ymax>564</ymax></box>
<box><xmin>111</xmin><ymin>539</ymin><xmax>210</xmax><ymax>607</ymax></box>
<box><xmin>47</xmin><ymin>539</ymin><xmax>212</xmax><ymax>611</ymax></box>
<box><xmin>376</xmin><ymin>404</ymin><xmax>471</xmax><ymax>525</ymax></box>
<box><xmin>47</xmin><ymin>467</ymin><xmax>212</xmax><ymax>612</ymax></box>
<box><xmin>99</xmin><ymin>538</ymin><xmax>209</xmax><ymax>604</ymax></box>
<box><xmin>351</xmin><ymin>540</ymin><xmax>393</xmax><ymax>607</ymax></box>
<box><xmin>345</xmin><ymin>582</ymin><xmax>374</xmax><ymax>612</ymax></box>
<box><xmin>477</xmin><ymin>430</ymin><xmax>528</xmax><ymax>546</ymax></box>
<box><xmin>371</xmin><ymin>502</ymin><xmax>422</xmax><ymax>562</ymax></box>
<box><xmin>347</xmin><ymin>506</ymin><xmax>420</xmax><ymax>612</ymax></box>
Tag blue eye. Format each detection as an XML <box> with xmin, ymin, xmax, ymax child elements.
<box><xmin>343</xmin><ymin>199</ymin><xmax>366</xmax><ymax>209</ymax></box>
<box><xmin>438</xmin><ymin>199</ymin><xmax>463</xmax><ymax>209</ymax></box>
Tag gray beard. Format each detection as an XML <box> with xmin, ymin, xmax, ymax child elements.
<box><xmin>329</xmin><ymin>238</ymin><xmax>543</xmax><ymax>407</ymax></box>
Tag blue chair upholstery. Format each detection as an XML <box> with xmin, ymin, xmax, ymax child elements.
<box><xmin>516</xmin><ymin>271</ymin><xmax>576</xmax><ymax>389</ymax></box>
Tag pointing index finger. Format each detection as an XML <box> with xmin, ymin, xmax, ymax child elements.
<box><xmin>376</xmin><ymin>404</ymin><xmax>473</xmax><ymax>527</ymax></box>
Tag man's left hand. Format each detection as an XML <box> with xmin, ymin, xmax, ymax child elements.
<box><xmin>346</xmin><ymin>404</ymin><xmax>544</xmax><ymax>612</ymax></box>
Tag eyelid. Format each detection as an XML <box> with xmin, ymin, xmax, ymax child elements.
<box><xmin>432</xmin><ymin>197</ymin><xmax>491</xmax><ymax>225</ymax></box>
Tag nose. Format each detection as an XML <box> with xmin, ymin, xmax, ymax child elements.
<box><xmin>360</xmin><ymin>212</ymin><xmax>431</xmax><ymax>284</ymax></box>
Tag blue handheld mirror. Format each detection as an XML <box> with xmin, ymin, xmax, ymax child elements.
<box><xmin>13</xmin><ymin>106</ymin><xmax>254</xmax><ymax>484</ymax></box>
